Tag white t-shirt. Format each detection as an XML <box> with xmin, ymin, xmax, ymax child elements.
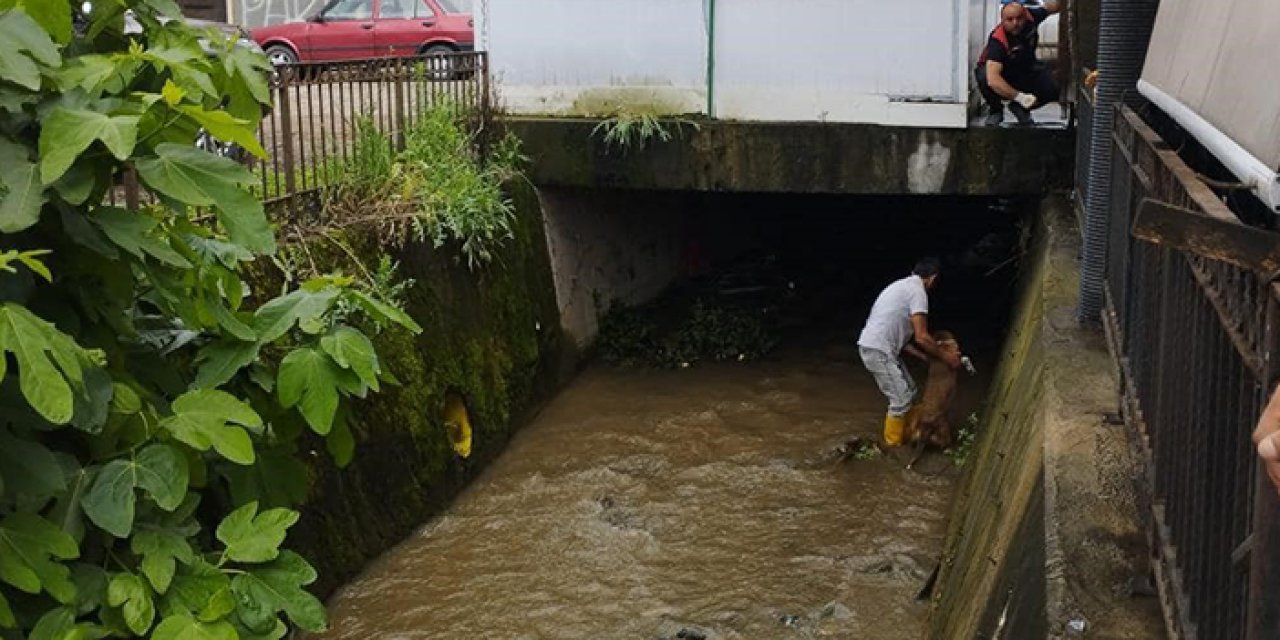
<box><xmin>857</xmin><ymin>274</ymin><xmax>929</xmax><ymax>354</ymax></box>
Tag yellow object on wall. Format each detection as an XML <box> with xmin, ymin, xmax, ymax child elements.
<box><xmin>443</xmin><ymin>393</ymin><xmax>473</xmax><ymax>458</ymax></box>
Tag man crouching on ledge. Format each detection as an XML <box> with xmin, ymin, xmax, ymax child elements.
<box><xmin>857</xmin><ymin>258</ymin><xmax>962</xmax><ymax>447</ymax></box>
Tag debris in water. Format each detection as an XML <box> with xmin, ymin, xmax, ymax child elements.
<box><xmin>915</xmin><ymin>561</ymin><xmax>941</xmax><ymax>601</ymax></box>
<box><xmin>835</xmin><ymin>437</ymin><xmax>882</xmax><ymax>462</ymax></box>
<box><xmin>814</xmin><ymin>601</ymin><xmax>852</xmax><ymax>620</ymax></box>
<box><xmin>858</xmin><ymin>554</ymin><xmax>928</xmax><ymax>581</ymax></box>
<box><xmin>1065</xmin><ymin>617</ymin><xmax>1088</xmax><ymax>635</ymax></box>
<box><xmin>1126</xmin><ymin>574</ymin><xmax>1157</xmax><ymax>598</ymax></box>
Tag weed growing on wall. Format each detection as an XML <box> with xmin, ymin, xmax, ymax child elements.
<box><xmin>0</xmin><ymin>2</ymin><xmax>421</xmax><ymax>637</ymax></box>
<box><xmin>947</xmin><ymin>413</ymin><xmax>981</xmax><ymax>467</ymax></box>
<box><xmin>318</xmin><ymin>106</ymin><xmax>526</xmax><ymax>268</ymax></box>
<box><xmin>591</xmin><ymin>111</ymin><xmax>700</xmax><ymax>154</ymax></box>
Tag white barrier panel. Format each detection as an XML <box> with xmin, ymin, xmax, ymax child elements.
<box><xmin>1140</xmin><ymin>0</ymin><xmax>1280</xmax><ymax>209</ymax></box>
<box><xmin>710</xmin><ymin>0</ymin><xmax>966</xmax><ymax>125</ymax></box>
<box><xmin>480</xmin><ymin>0</ymin><xmax>709</xmax><ymax>116</ymax></box>
<box><xmin>480</xmin><ymin>0</ymin><xmax>973</xmax><ymax>127</ymax></box>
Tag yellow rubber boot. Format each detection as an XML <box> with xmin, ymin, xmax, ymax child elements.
<box><xmin>883</xmin><ymin>413</ymin><xmax>906</xmax><ymax>447</ymax></box>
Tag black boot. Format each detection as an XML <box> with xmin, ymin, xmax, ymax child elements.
<box><xmin>1007</xmin><ymin>101</ymin><xmax>1034</xmax><ymax>125</ymax></box>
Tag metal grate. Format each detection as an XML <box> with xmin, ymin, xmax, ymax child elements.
<box><xmin>1101</xmin><ymin>98</ymin><xmax>1280</xmax><ymax>640</ymax></box>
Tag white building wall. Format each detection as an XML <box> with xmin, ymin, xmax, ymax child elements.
<box><xmin>711</xmin><ymin>0</ymin><xmax>967</xmax><ymax>125</ymax></box>
<box><xmin>478</xmin><ymin>0</ymin><xmax>709</xmax><ymax>116</ymax></box>
<box><xmin>480</xmin><ymin>0</ymin><xmax>977</xmax><ymax>127</ymax></box>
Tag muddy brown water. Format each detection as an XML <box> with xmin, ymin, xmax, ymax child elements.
<box><xmin>312</xmin><ymin>340</ymin><xmax>976</xmax><ymax>639</ymax></box>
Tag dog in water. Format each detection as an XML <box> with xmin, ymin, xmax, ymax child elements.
<box><xmin>904</xmin><ymin>330</ymin><xmax>963</xmax><ymax>466</ymax></box>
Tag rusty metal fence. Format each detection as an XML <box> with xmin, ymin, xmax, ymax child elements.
<box><xmin>251</xmin><ymin>52</ymin><xmax>491</xmax><ymax>211</ymax></box>
<box><xmin>109</xmin><ymin>52</ymin><xmax>491</xmax><ymax>214</ymax></box>
<box><xmin>1091</xmin><ymin>85</ymin><xmax>1280</xmax><ymax>640</ymax></box>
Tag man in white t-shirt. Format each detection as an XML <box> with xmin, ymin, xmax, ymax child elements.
<box><xmin>857</xmin><ymin>258</ymin><xmax>962</xmax><ymax>447</ymax></box>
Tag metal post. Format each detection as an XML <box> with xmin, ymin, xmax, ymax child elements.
<box><xmin>1057</xmin><ymin>0</ymin><xmax>1073</xmax><ymax>118</ymax></box>
<box><xmin>392</xmin><ymin>57</ymin><xmax>406</xmax><ymax>151</ymax></box>
<box><xmin>276</xmin><ymin>67</ymin><xmax>297</xmax><ymax>219</ymax></box>
<box><xmin>123</xmin><ymin>165</ymin><xmax>139</xmax><ymax>209</ymax></box>
<box><xmin>479</xmin><ymin>52</ymin><xmax>492</xmax><ymax>161</ymax></box>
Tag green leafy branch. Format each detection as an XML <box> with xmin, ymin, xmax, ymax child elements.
<box><xmin>0</xmin><ymin>1</ymin><xmax>424</xmax><ymax>638</ymax></box>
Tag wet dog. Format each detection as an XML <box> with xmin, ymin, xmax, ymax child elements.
<box><xmin>904</xmin><ymin>330</ymin><xmax>963</xmax><ymax>467</ymax></box>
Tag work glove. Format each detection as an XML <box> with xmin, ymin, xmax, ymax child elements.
<box><xmin>1014</xmin><ymin>92</ymin><xmax>1037</xmax><ymax>109</ymax></box>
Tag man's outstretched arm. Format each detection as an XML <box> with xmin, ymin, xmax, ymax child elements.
<box><xmin>903</xmin><ymin>343</ymin><xmax>928</xmax><ymax>362</ymax></box>
<box><xmin>911</xmin><ymin>314</ymin><xmax>961</xmax><ymax>368</ymax></box>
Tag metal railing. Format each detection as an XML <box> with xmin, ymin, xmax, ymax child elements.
<box><xmin>107</xmin><ymin>53</ymin><xmax>491</xmax><ymax>214</ymax></box>
<box><xmin>1092</xmin><ymin>86</ymin><xmax>1280</xmax><ymax>640</ymax></box>
<box><xmin>250</xmin><ymin>52</ymin><xmax>492</xmax><ymax>212</ymax></box>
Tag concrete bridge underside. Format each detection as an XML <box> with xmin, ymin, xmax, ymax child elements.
<box><xmin>507</xmin><ymin>119</ymin><xmax>1075</xmax><ymax>196</ymax></box>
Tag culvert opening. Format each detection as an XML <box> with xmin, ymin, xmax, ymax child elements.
<box><xmin>590</xmin><ymin>192</ymin><xmax>1032</xmax><ymax>373</ymax></box>
<box><xmin>320</xmin><ymin>191</ymin><xmax>1044</xmax><ymax>639</ymax></box>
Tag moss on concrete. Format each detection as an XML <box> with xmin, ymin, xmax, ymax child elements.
<box><xmin>279</xmin><ymin>179</ymin><xmax>566</xmax><ymax>596</ymax></box>
<box><xmin>926</xmin><ymin>198</ymin><xmax>1050</xmax><ymax>638</ymax></box>
<box><xmin>568</xmin><ymin>89</ymin><xmax>700</xmax><ymax>118</ymax></box>
<box><xmin>506</xmin><ymin>118</ymin><xmax>1075</xmax><ymax>196</ymax></box>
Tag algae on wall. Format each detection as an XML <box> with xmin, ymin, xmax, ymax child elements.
<box><xmin>927</xmin><ymin>207</ymin><xmax>1050</xmax><ymax>638</ymax></box>
<box><xmin>277</xmin><ymin>179</ymin><xmax>565</xmax><ymax>595</ymax></box>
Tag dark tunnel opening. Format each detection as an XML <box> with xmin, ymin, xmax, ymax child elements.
<box><xmin>603</xmin><ymin>192</ymin><xmax>1034</xmax><ymax>367</ymax></box>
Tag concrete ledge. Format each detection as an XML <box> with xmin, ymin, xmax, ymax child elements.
<box><xmin>507</xmin><ymin>118</ymin><xmax>1075</xmax><ymax>196</ymax></box>
<box><xmin>1038</xmin><ymin>198</ymin><xmax>1164</xmax><ymax>638</ymax></box>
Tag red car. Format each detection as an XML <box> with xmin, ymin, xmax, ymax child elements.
<box><xmin>250</xmin><ymin>0</ymin><xmax>473</xmax><ymax>65</ymax></box>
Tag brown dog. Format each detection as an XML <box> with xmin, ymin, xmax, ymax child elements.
<box><xmin>905</xmin><ymin>330</ymin><xmax>962</xmax><ymax>464</ymax></box>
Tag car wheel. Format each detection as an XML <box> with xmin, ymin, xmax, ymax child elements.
<box><xmin>265</xmin><ymin>44</ymin><xmax>298</xmax><ymax>66</ymax></box>
<box><xmin>420</xmin><ymin>44</ymin><xmax>457</xmax><ymax>80</ymax></box>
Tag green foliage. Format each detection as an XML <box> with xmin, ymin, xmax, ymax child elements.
<box><xmin>321</xmin><ymin>106</ymin><xmax>524</xmax><ymax>268</ymax></box>
<box><xmin>0</xmin><ymin>2</ymin><xmax>422</xmax><ymax>637</ymax></box>
<box><xmin>662</xmin><ymin>301</ymin><xmax>775</xmax><ymax>367</ymax></box>
<box><xmin>594</xmin><ymin>300</ymin><xmax>661</xmax><ymax>368</ymax></box>
<box><xmin>847</xmin><ymin>439</ymin><xmax>881</xmax><ymax>461</ymax></box>
<box><xmin>0</xmin><ymin>302</ymin><xmax>95</xmax><ymax>424</ymax></box>
<box><xmin>596</xmin><ymin>299</ymin><xmax>775</xmax><ymax>369</ymax></box>
<box><xmin>591</xmin><ymin>111</ymin><xmax>700</xmax><ymax>153</ymax></box>
<box><xmin>947</xmin><ymin>412</ymin><xmax>980</xmax><ymax>467</ymax></box>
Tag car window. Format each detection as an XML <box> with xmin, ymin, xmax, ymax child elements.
<box><xmin>324</xmin><ymin>0</ymin><xmax>373</xmax><ymax>20</ymax></box>
<box><xmin>434</xmin><ymin>0</ymin><xmax>467</xmax><ymax>13</ymax></box>
<box><xmin>380</xmin><ymin>0</ymin><xmax>433</xmax><ymax>19</ymax></box>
